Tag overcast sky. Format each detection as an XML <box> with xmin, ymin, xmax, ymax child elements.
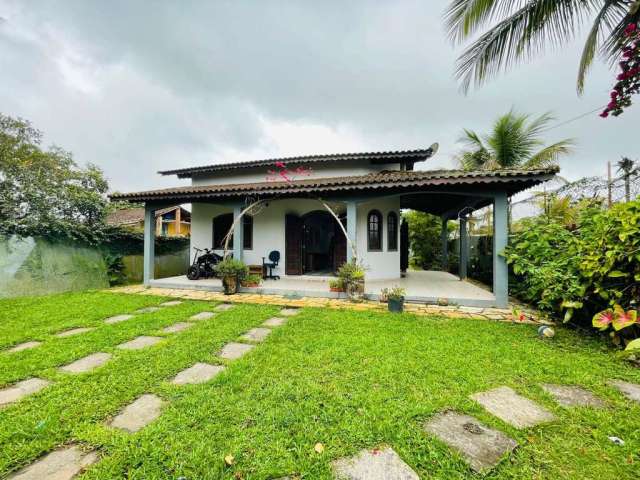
<box><xmin>1</xmin><ymin>0</ymin><xmax>638</xmax><ymax>193</ymax></box>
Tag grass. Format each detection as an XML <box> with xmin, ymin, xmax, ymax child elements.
<box><xmin>0</xmin><ymin>291</ymin><xmax>639</xmax><ymax>479</ymax></box>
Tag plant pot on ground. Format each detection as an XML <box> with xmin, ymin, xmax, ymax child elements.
<box><xmin>241</xmin><ymin>274</ymin><xmax>262</xmax><ymax>288</ymax></box>
<box><xmin>337</xmin><ymin>260</ymin><xmax>366</xmax><ymax>302</ymax></box>
<box><xmin>386</xmin><ymin>286</ymin><xmax>406</xmax><ymax>313</ymax></box>
<box><xmin>215</xmin><ymin>258</ymin><xmax>249</xmax><ymax>295</ymax></box>
<box><xmin>329</xmin><ymin>278</ymin><xmax>345</xmax><ymax>293</ymax></box>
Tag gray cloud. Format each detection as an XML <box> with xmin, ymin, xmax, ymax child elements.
<box><xmin>0</xmin><ymin>0</ymin><xmax>637</xmax><ymax>193</ymax></box>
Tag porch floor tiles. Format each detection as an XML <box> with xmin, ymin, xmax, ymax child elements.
<box><xmin>7</xmin><ymin>445</ymin><xmax>98</xmax><ymax>480</ymax></box>
<box><xmin>171</xmin><ymin>363</ymin><xmax>225</xmax><ymax>385</ymax></box>
<box><xmin>0</xmin><ymin>378</ymin><xmax>51</xmax><ymax>407</ymax></box>
<box><xmin>109</xmin><ymin>394</ymin><xmax>164</xmax><ymax>433</ymax></box>
<box><xmin>471</xmin><ymin>386</ymin><xmax>556</xmax><ymax>429</ymax></box>
<box><xmin>332</xmin><ymin>447</ymin><xmax>419</xmax><ymax>480</ymax></box>
<box><xmin>424</xmin><ymin>411</ymin><xmax>518</xmax><ymax>473</ymax></box>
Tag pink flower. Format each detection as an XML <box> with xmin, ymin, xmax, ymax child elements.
<box><xmin>611</xmin><ymin>91</ymin><xmax>619</xmax><ymax>98</ymax></box>
<box><xmin>624</xmin><ymin>23</ymin><xmax>637</xmax><ymax>36</ymax></box>
<box><xmin>600</xmin><ymin>111</ymin><xmax>609</xmax><ymax>118</ymax></box>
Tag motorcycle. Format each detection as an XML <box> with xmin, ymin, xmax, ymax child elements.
<box><xmin>186</xmin><ymin>247</ymin><xmax>223</xmax><ymax>280</ymax></box>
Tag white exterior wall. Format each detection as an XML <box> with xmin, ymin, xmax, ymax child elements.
<box><xmin>191</xmin><ymin>160</ymin><xmax>400</xmax><ymax>186</ymax></box>
<box><xmin>190</xmin><ymin>196</ymin><xmax>401</xmax><ymax>280</ymax></box>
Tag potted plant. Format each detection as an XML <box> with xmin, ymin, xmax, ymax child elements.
<box><xmin>241</xmin><ymin>274</ymin><xmax>262</xmax><ymax>288</ymax></box>
<box><xmin>379</xmin><ymin>287</ymin><xmax>390</xmax><ymax>303</ymax></box>
<box><xmin>337</xmin><ymin>260</ymin><xmax>366</xmax><ymax>302</ymax></box>
<box><xmin>215</xmin><ymin>258</ymin><xmax>249</xmax><ymax>295</ymax></box>
<box><xmin>329</xmin><ymin>278</ymin><xmax>345</xmax><ymax>293</ymax></box>
<box><xmin>386</xmin><ymin>286</ymin><xmax>406</xmax><ymax>313</ymax></box>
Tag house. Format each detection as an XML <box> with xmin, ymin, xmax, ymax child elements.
<box><xmin>106</xmin><ymin>206</ymin><xmax>191</xmax><ymax>237</ymax></box>
<box><xmin>110</xmin><ymin>148</ymin><xmax>557</xmax><ymax>307</ymax></box>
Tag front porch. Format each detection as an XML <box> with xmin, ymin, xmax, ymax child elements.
<box><xmin>150</xmin><ymin>270</ymin><xmax>496</xmax><ymax>307</ymax></box>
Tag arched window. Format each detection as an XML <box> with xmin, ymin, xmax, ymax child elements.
<box><xmin>367</xmin><ymin>210</ymin><xmax>383</xmax><ymax>251</ymax></box>
<box><xmin>212</xmin><ymin>213</ymin><xmax>253</xmax><ymax>250</ymax></box>
<box><xmin>387</xmin><ymin>212</ymin><xmax>398</xmax><ymax>251</ymax></box>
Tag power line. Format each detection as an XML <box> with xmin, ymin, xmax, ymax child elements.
<box><xmin>540</xmin><ymin>105</ymin><xmax>607</xmax><ymax>133</ymax></box>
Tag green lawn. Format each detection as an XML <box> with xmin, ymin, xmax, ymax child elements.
<box><xmin>1</xmin><ymin>292</ymin><xmax>639</xmax><ymax>479</ymax></box>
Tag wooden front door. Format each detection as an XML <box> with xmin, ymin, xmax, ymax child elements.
<box><xmin>285</xmin><ymin>214</ymin><xmax>303</xmax><ymax>275</ymax></box>
<box><xmin>332</xmin><ymin>216</ymin><xmax>347</xmax><ymax>271</ymax></box>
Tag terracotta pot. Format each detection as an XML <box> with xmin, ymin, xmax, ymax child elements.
<box><xmin>330</xmin><ymin>287</ymin><xmax>345</xmax><ymax>293</ymax></box>
<box><xmin>222</xmin><ymin>275</ymin><xmax>238</xmax><ymax>295</ymax></box>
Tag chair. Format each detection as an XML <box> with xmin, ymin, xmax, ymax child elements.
<box><xmin>262</xmin><ymin>251</ymin><xmax>281</xmax><ymax>280</ymax></box>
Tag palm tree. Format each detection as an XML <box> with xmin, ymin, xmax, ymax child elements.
<box><xmin>445</xmin><ymin>0</ymin><xmax>640</xmax><ymax>93</ymax></box>
<box><xmin>456</xmin><ymin>111</ymin><xmax>574</xmax><ymax>170</ymax></box>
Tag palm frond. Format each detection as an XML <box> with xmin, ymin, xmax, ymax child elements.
<box><xmin>444</xmin><ymin>0</ymin><xmax>522</xmax><ymax>44</ymax></box>
<box><xmin>525</xmin><ymin>139</ymin><xmax>575</xmax><ymax>168</ymax></box>
<box><xmin>454</xmin><ymin>0</ymin><xmax>595</xmax><ymax>92</ymax></box>
<box><xmin>602</xmin><ymin>2</ymin><xmax>640</xmax><ymax>63</ymax></box>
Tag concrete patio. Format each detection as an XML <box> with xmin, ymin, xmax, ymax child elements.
<box><xmin>149</xmin><ymin>270</ymin><xmax>496</xmax><ymax>307</ymax></box>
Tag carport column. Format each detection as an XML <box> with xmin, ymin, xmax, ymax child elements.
<box><xmin>346</xmin><ymin>201</ymin><xmax>357</xmax><ymax>262</ymax></box>
<box><xmin>459</xmin><ymin>216</ymin><xmax>468</xmax><ymax>280</ymax></box>
<box><xmin>143</xmin><ymin>204</ymin><xmax>156</xmax><ymax>286</ymax></box>
<box><xmin>441</xmin><ymin>216</ymin><xmax>449</xmax><ymax>270</ymax></box>
<box><xmin>233</xmin><ymin>204</ymin><xmax>244</xmax><ymax>261</ymax></box>
<box><xmin>493</xmin><ymin>192</ymin><xmax>509</xmax><ymax>307</ymax></box>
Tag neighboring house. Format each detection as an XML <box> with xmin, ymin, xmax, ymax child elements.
<box><xmin>111</xmin><ymin>148</ymin><xmax>557</xmax><ymax>307</ymax></box>
<box><xmin>106</xmin><ymin>206</ymin><xmax>191</xmax><ymax>237</ymax></box>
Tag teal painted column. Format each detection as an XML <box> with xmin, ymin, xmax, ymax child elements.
<box><xmin>459</xmin><ymin>216</ymin><xmax>468</xmax><ymax>280</ymax></box>
<box><xmin>346</xmin><ymin>201</ymin><xmax>357</xmax><ymax>262</ymax></box>
<box><xmin>493</xmin><ymin>192</ymin><xmax>509</xmax><ymax>307</ymax></box>
<box><xmin>441</xmin><ymin>216</ymin><xmax>449</xmax><ymax>270</ymax></box>
<box><xmin>233</xmin><ymin>204</ymin><xmax>244</xmax><ymax>261</ymax></box>
<box><xmin>143</xmin><ymin>204</ymin><xmax>156</xmax><ymax>286</ymax></box>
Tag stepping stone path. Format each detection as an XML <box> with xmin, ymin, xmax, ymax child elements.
<box><xmin>0</xmin><ymin>378</ymin><xmax>51</xmax><ymax>407</ymax></box>
<box><xmin>117</xmin><ymin>336</ymin><xmax>162</xmax><ymax>350</ymax></box>
<box><xmin>135</xmin><ymin>306</ymin><xmax>161</xmax><ymax>314</ymax></box>
<box><xmin>7</xmin><ymin>341</ymin><xmax>41</xmax><ymax>353</ymax></box>
<box><xmin>7</xmin><ymin>445</ymin><xmax>98</xmax><ymax>480</ymax></box>
<box><xmin>279</xmin><ymin>308</ymin><xmax>299</xmax><ymax>316</ymax></box>
<box><xmin>172</xmin><ymin>363</ymin><xmax>225</xmax><ymax>385</ymax></box>
<box><xmin>262</xmin><ymin>317</ymin><xmax>287</xmax><ymax>327</ymax></box>
<box><xmin>105</xmin><ymin>314</ymin><xmax>134</xmax><ymax>324</ymax></box>
<box><xmin>471</xmin><ymin>386</ymin><xmax>555</xmax><ymax>428</ymax></box>
<box><xmin>215</xmin><ymin>303</ymin><xmax>234</xmax><ymax>312</ymax></box>
<box><xmin>109</xmin><ymin>393</ymin><xmax>163</xmax><ymax>433</ymax></box>
<box><xmin>219</xmin><ymin>342</ymin><xmax>255</xmax><ymax>360</ymax></box>
<box><xmin>608</xmin><ymin>379</ymin><xmax>640</xmax><ymax>403</ymax></box>
<box><xmin>60</xmin><ymin>352</ymin><xmax>112</xmax><ymax>374</ymax></box>
<box><xmin>541</xmin><ymin>384</ymin><xmax>605</xmax><ymax>408</ymax></box>
<box><xmin>55</xmin><ymin>327</ymin><xmax>94</xmax><ymax>338</ymax></box>
<box><xmin>424</xmin><ymin>411</ymin><xmax>518</xmax><ymax>473</ymax></box>
<box><xmin>332</xmin><ymin>447</ymin><xmax>418</xmax><ymax>480</ymax></box>
<box><xmin>190</xmin><ymin>311</ymin><xmax>215</xmax><ymax>321</ymax></box>
<box><xmin>162</xmin><ymin>322</ymin><xmax>194</xmax><ymax>334</ymax></box>
<box><xmin>160</xmin><ymin>300</ymin><xmax>182</xmax><ymax>306</ymax></box>
<box><xmin>240</xmin><ymin>327</ymin><xmax>271</xmax><ymax>343</ymax></box>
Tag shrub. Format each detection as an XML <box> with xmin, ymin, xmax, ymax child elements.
<box><xmin>214</xmin><ymin>258</ymin><xmax>248</xmax><ymax>279</ymax></box>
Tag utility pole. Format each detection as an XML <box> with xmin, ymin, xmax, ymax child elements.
<box><xmin>607</xmin><ymin>161</ymin><xmax>612</xmax><ymax>208</ymax></box>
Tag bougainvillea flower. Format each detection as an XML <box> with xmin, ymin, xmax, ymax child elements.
<box><xmin>592</xmin><ymin>309</ymin><xmax>614</xmax><ymax>330</ymax></box>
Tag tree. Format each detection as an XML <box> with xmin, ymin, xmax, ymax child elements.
<box><xmin>617</xmin><ymin>156</ymin><xmax>637</xmax><ymax>201</ymax></box>
<box><xmin>403</xmin><ymin>210</ymin><xmax>454</xmax><ymax>270</ymax></box>
<box><xmin>445</xmin><ymin>0</ymin><xmax>640</xmax><ymax>97</ymax></box>
<box><xmin>456</xmin><ymin>110</ymin><xmax>574</xmax><ymax>170</ymax></box>
<box><xmin>0</xmin><ymin>113</ymin><xmax>109</xmax><ymax>242</ymax></box>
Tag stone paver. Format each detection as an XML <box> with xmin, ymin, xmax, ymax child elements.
<box><xmin>160</xmin><ymin>300</ymin><xmax>182</xmax><ymax>306</ymax></box>
<box><xmin>172</xmin><ymin>362</ymin><xmax>225</xmax><ymax>385</ymax></box>
<box><xmin>135</xmin><ymin>306</ymin><xmax>161</xmax><ymax>313</ymax></box>
<box><xmin>7</xmin><ymin>445</ymin><xmax>98</xmax><ymax>480</ymax></box>
<box><xmin>424</xmin><ymin>411</ymin><xmax>518</xmax><ymax>472</ymax></box>
<box><xmin>218</xmin><ymin>342</ymin><xmax>255</xmax><ymax>360</ymax></box>
<box><xmin>55</xmin><ymin>327</ymin><xmax>94</xmax><ymax>338</ymax></box>
<box><xmin>161</xmin><ymin>322</ymin><xmax>194</xmax><ymax>334</ymax></box>
<box><xmin>109</xmin><ymin>393</ymin><xmax>164</xmax><ymax>433</ymax></box>
<box><xmin>60</xmin><ymin>353</ymin><xmax>112</xmax><ymax>374</ymax></box>
<box><xmin>262</xmin><ymin>317</ymin><xmax>287</xmax><ymax>327</ymax></box>
<box><xmin>471</xmin><ymin>386</ymin><xmax>555</xmax><ymax>428</ymax></box>
<box><xmin>104</xmin><ymin>314</ymin><xmax>134</xmax><ymax>324</ymax></box>
<box><xmin>240</xmin><ymin>327</ymin><xmax>271</xmax><ymax>343</ymax></box>
<box><xmin>541</xmin><ymin>384</ymin><xmax>605</xmax><ymax>408</ymax></box>
<box><xmin>215</xmin><ymin>303</ymin><xmax>234</xmax><ymax>311</ymax></box>
<box><xmin>0</xmin><ymin>378</ymin><xmax>51</xmax><ymax>407</ymax></box>
<box><xmin>7</xmin><ymin>341</ymin><xmax>41</xmax><ymax>353</ymax></box>
<box><xmin>332</xmin><ymin>447</ymin><xmax>418</xmax><ymax>480</ymax></box>
<box><xmin>280</xmin><ymin>308</ymin><xmax>300</xmax><ymax>316</ymax></box>
<box><xmin>116</xmin><ymin>336</ymin><xmax>162</xmax><ymax>350</ymax></box>
<box><xmin>190</xmin><ymin>311</ymin><xmax>215</xmax><ymax>321</ymax></box>
<box><xmin>608</xmin><ymin>379</ymin><xmax>640</xmax><ymax>403</ymax></box>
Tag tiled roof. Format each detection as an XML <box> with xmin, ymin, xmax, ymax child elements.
<box><xmin>159</xmin><ymin>148</ymin><xmax>437</xmax><ymax>178</ymax></box>
<box><xmin>110</xmin><ymin>168</ymin><xmax>558</xmax><ymax>203</ymax></box>
<box><xmin>106</xmin><ymin>206</ymin><xmax>184</xmax><ymax>225</ymax></box>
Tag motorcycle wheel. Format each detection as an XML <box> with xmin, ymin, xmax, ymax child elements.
<box><xmin>187</xmin><ymin>265</ymin><xmax>201</xmax><ymax>280</ymax></box>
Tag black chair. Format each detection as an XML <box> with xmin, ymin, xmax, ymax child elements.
<box><xmin>262</xmin><ymin>251</ymin><xmax>281</xmax><ymax>280</ymax></box>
